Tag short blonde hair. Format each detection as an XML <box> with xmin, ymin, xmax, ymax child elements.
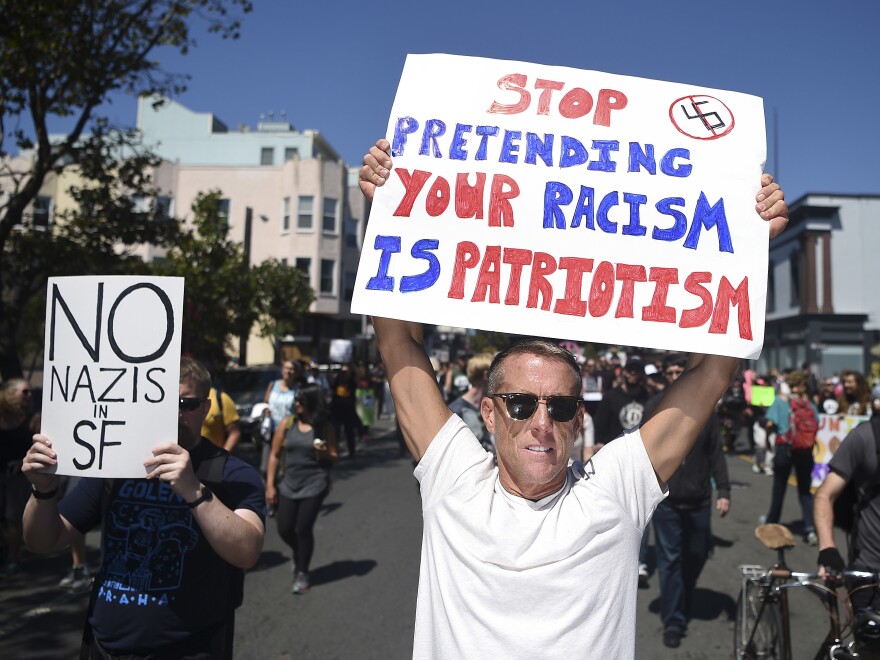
<box><xmin>179</xmin><ymin>357</ymin><xmax>212</xmax><ymax>397</ymax></box>
<box><xmin>466</xmin><ymin>353</ymin><xmax>494</xmax><ymax>384</ymax></box>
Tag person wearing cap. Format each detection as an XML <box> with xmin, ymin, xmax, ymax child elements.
<box><xmin>359</xmin><ymin>138</ymin><xmax>788</xmax><ymax>659</ymax></box>
<box><xmin>593</xmin><ymin>354</ymin><xmax>650</xmax><ymax>451</ymax></box>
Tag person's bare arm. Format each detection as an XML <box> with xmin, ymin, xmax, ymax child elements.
<box><xmin>641</xmin><ymin>354</ymin><xmax>740</xmax><ymax>483</ymax></box>
<box><xmin>815</xmin><ymin>470</ymin><xmax>846</xmax><ymax>552</ymax></box>
<box><xmin>265</xmin><ymin>420</ymin><xmax>288</xmax><ymax>507</ymax></box>
<box><xmin>223</xmin><ymin>422</ymin><xmax>241</xmax><ymax>453</ymax></box>
<box><xmin>263</xmin><ymin>382</ymin><xmax>274</xmax><ymax>404</ymax></box>
<box><xmin>145</xmin><ymin>443</ymin><xmax>264</xmax><ymax>569</ymax></box>
<box><xmin>372</xmin><ymin>317</ymin><xmax>452</xmax><ymax>460</ymax></box>
<box><xmin>21</xmin><ymin>434</ymin><xmax>79</xmax><ymax>553</ymax></box>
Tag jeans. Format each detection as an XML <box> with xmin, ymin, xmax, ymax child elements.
<box><xmin>653</xmin><ymin>503</ymin><xmax>712</xmax><ymax>633</ymax></box>
<box><xmin>765</xmin><ymin>445</ymin><xmax>815</xmax><ymax>533</ymax></box>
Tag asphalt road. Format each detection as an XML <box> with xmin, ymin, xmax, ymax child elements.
<box><xmin>0</xmin><ymin>416</ymin><xmax>850</xmax><ymax>659</ymax></box>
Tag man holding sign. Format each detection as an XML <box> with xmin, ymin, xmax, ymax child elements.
<box><xmin>359</xmin><ymin>137</ymin><xmax>787</xmax><ymax>657</ymax></box>
<box><xmin>21</xmin><ymin>357</ymin><xmax>265</xmax><ymax>659</ymax></box>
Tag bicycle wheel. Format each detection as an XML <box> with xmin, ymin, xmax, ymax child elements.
<box><xmin>734</xmin><ymin>579</ymin><xmax>786</xmax><ymax>659</ymax></box>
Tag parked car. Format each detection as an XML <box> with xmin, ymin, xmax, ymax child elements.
<box><xmin>217</xmin><ymin>365</ymin><xmax>281</xmax><ymax>442</ymax></box>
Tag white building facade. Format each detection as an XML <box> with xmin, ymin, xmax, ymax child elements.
<box><xmin>139</xmin><ymin>96</ymin><xmax>369</xmax><ymax>365</ymax></box>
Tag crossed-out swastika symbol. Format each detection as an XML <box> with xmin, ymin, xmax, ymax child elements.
<box><xmin>669</xmin><ymin>94</ymin><xmax>735</xmax><ymax>140</ymax></box>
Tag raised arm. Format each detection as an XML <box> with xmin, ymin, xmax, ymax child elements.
<box><xmin>361</xmin><ymin>139</ymin><xmax>452</xmax><ymax>460</ymax></box>
<box><xmin>641</xmin><ymin>354</ymin><xmax>738</xmax><ymax>483</ymax></box>
<box><xmin>642</xmin><ymin>173</ymin><xmax>788</xmax><ymax>484</ymax></box>
<box><xmin>372</xmin><ymin>318</ymin><xmax>451</xmax><ymax>460</ymax></box>
<box><xmin>22</xmin><ymin>433</ymin><xmax>80</xmax><ymax>553</ymax></box>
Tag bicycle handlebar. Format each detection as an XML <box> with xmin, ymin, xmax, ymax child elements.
<box><xmin>768</xmin><ymin>568</ymin><xmax>879</xmax><ymax>582</ymax></box>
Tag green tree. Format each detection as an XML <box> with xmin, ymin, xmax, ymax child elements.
<box><xmin>155</xmin><ymin>192</ymin><xmax>314</xmax><ymax>374</ymax></box>
<box><xmin>0</xmin><ymin>0</ymin><xmax>251</xmax><ymax>378</ymax></box>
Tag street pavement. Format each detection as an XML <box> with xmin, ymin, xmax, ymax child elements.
<box><xmin>0</xmin><ymin>416</ymin><xmax>850</xmax><ymax>659</ymax></box>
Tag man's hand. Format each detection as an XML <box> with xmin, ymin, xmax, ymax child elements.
<box><xmin>817</xmin><ymin>546</ymin><xmax>846</xmax><ymax>581</ymax></box>
<box><xmin>716</xmin><ymin>497</ymin><xmax>731</xmax><ymax>517</ymax></box>
<box><xmin>359</xmin><ymin>138</ymin><xmax>392</xmax><ymax>202</ymax></box>
<box><xmin>22</xmin><ymin>434</ymin><xmax>60</xmax><ymax>494</ymax></box>
<box><xmin>144</xmin><ymin>442</ymin><xmax>200</xmax><ymax>503</ymax></box>
<box><xmin>756</xmin><ymin>173</ymin><xmax>788</xmax><ymax>239</ymax></box>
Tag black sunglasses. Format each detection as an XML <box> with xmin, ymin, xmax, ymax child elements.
<box><xmin>491</xmin><ymin>393</ymin><xmax>580</xmax><ymax>422</ymax></box>
<box><xmin>179</xmin><ymin>396</ymin><xmax>207</xmax><ymax>412</ymax></box>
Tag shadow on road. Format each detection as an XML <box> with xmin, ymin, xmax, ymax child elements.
<box><xmin>310</xmin><ymin>559</ymin><xmax>378</xmax><ymax>587</ymax></box>
<box><xmin>250</xmin><ymin>550</ymin><xmax>290</xmax><ymax>573</ymax></box>
<box><xmin>648</xmin><ymin>587</ymin><xmax>737</xmax><ymax>622</ymax></box>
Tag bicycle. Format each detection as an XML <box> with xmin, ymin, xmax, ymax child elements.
<box><xmin>734</xmin><ymin>523</ymin><xmax>880</xmax><ymax>659</ymax></box>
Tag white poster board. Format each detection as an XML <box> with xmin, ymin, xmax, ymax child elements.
<box><xmin>352</xmin><ymin>54</ymin><xmax>768</xmax><ymax>358</ymax></box>
<box><xmin>40</xmin><ymin>276</ymin><xmax>185</xmax><ymax>478</ymax></box>
<box><xmin>329</xmin><ymin>339</ymin><xmax>353</xmax><ymax>364</ymax></box>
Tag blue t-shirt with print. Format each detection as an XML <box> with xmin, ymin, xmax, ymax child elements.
<box><xmin>59</xmin><ymin>439</ymin><xmax>266</xmax><ymax>653</ymax></box>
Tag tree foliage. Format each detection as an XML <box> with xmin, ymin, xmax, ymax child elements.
<box><xmin>155</xmin><ymin>192</ymin><xmax>314</xmax><ymax>374</ymax></box>
<box><xmin>0</xmin><ymin>0</ymin><xmax>251</xmax><ymax>378</ymax></box>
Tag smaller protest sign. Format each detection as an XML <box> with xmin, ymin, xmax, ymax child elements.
<box><xmin>40</xmin><ymin>276</ymin><xmax>184</xmax><ymax>478</ymax></box>
<box><xmin>812</xmin><ymin>414</ymin><xmax>869</xmax><ymax>488</ymax></box>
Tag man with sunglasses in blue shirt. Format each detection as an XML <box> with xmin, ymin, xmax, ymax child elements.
<box><xmin>361</xmin><ymin>139</ymin><xmax>788</xmax><ymax>659</ymax></box>
<box><xmin>21</xmin><ymin>357</ymin><xmax>265</xmax><ymax>659</ymax></box>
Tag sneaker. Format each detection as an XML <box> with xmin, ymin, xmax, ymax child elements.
<box><xmin>752</xmin><ymin>463</ymin><xmax>763</xmax><ymax>474</ymax></box>
<box><xmin>60</xmin><ymin>565</ymin><xmax>92</xmax><ymax>589</ymax></box>
<box><xmin>805</xmin><ymin>531</ymin><xmax>819</xmax><ymax>546</ymax></box>
<box><xmin>764</xmin><ymin>466</ymin><xmax>774</xmax><ymax>476</ymax></box>
<box><xmin>663</xmin><ymin>629</ymin><xmax>683</xmax><ymax>649</ymax></box>
<box><xmin>638</xmin><ymin>563</ymin><xmax>649</xmax><ymax>588</ymax></box>
<box><xmin>292</xmin><ymin>571</ymin><xmax>310</xmax><ymax>594</ymax></box>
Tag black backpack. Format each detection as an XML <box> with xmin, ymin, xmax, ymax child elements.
<box><xmin>833</xmin><ymin>416</ymin><xmax>880</xmax><ymax>562</ymax></box>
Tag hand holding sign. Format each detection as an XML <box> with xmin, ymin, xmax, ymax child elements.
<box><xmin>21</xmin><ymin>434</ymin><xmax>60</xmax><ymax>494</ymax></box>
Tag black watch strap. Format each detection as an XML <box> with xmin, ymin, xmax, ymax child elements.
<box><xmin>186</xmin><ymin>485</ymin><xmax>213</xmax><ymax>509</ymax></box>
<box><xmin>31</xmin><ymin>484</ymin><xmax>59</xmax><ymax>500</ymax></box>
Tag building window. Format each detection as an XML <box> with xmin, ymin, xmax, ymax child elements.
<box><xmin>320</xmin><ymin>259</ymin><xmax>335</xmax><ymax>295</ymax></box>
<box><xmin>295</xmin><ymin>257</ymin><xmax>311</xmax><ymax>275</ymax></box>
<box><xmin>260</xmin><ymin>147</ymin><xmax>274</xmax><ymax>165</ymax></box>
<box><xmin>767</xmin><ymin>261</ymin><xmax>775</xmax><ymax>312</ymax></box>
<box><xmin>322</xmin><ymin>198</ymin><xmax>337</xmax><ymax>233</ymax></box>
<box><xmin>789</xmin><ymin>254</ymin><xmax>800</xmax><ymax>307</ymax></box>
<box><xmin>218</xmin><ymin>198</ymin><xmax>230</xmax><ymax>226</ymax></box>
<box><xmin>281</xmin><ymin>257</ymin><xmax>288</xmax><ymax>266</ymax></box>
<box><xmin>32</xmin><ymin>195</ymin><xmax>53</xmax><ymax>229</ymax></box>
<box><xmin>344</xmin><ymin>271</ymin><xmax>356</xmax><ymax>301</ymax></box>
<box><xmin>297</xmin><ymin>196</ymin><xmax>313</xmax><ymax>230</ymax></box>
<box><xmin>154</xmin><ymin>196</ymin><xmax>173</xmax><ymax>222</ymax></box>
<box><xmin>344</xmin><ymin>216</ymin><xmax>358</xmax><ymax>248</ymax></box>
<box><xmin>282</xmin><ymin>197</ymin><xmax>291</xmax><ymax>232</ymax></box>
<box><xmin>284</xmin><ymin>147</ymin><xmax>298</xmax><ymax>161</ymax></box>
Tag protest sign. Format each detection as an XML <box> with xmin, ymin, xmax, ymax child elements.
<box><xmin>352</xmin><ymin>54</ymin><xmax>768</xmax><ymax>358</ymax></box>
<box><xmin>40</xmin><ymin>276</ymin><xmax>184</xmax><ymax>478</ymax></box>
<box><xmin>812</xmin><ymin>414</ymin><xmax>869</xmax><ymax>488</ymax></box>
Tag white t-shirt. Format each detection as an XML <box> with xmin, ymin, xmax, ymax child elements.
<box><xmin>413</xmin><ymin>415</ymin><xmax>665</xmax><ymax>659</ymax></box>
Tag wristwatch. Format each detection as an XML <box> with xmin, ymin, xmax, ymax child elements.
<box><xmin>31</xmin><ymin>484</ymin><xmax>59</xmax><ymax>500</ymax></box>
<box><xmin>186</xmin><ymin>485</ymin><xmax>213</xmax><ymax>509</ymax></box>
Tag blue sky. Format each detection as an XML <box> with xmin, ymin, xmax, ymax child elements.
<box><xmin>74</xmin><ymin>0</ymin><xmax>878</xmax><ymax>203</ymax></box>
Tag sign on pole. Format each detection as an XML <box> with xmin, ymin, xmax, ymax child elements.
<box><xmin>352</xmin><ymin>54</ymin><xmax>768</xmax><ymax>358</ymax></box>
<box><xmin>40</xmin><ymin>276</ymin><xmax>185</xmax><ymax>478</ymax></box>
